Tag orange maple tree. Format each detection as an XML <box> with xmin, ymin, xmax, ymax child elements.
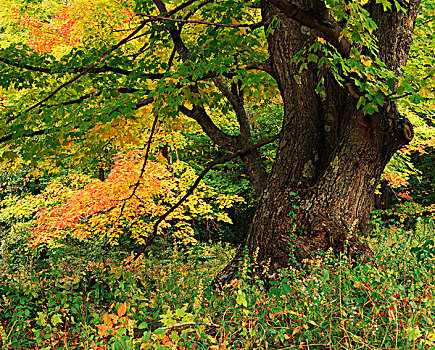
<box><xmin>13</xmin><ymin>0</ymin><xmax>136</xmax><ymax>55</ymax></box>
<box><xmin>14</xmin><ymin>6</ymin><xmax>77</xmax><ymax>54</ymax></box>
<box><xmin>30</xmin><ymin>149</ymin><xmax>244</xmax><ymax>247</ymax></box>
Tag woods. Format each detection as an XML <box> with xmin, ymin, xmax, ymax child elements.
<box><xmin>0</xmin><ymin>0</ymin><xmax>434</xmax><ymax>348</ymax></box>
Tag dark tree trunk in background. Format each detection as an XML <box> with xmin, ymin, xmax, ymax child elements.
<box><xmin>216</xmin><ymin>0</ymin><xmax>420</xmax><ymax>284</ymax></box>
<box><xmin>98</xmin><ymin>167</ymin><xmax>105</xmax><ymax>182</ymax></box>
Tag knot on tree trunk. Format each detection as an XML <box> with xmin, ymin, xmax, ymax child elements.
<box><xmin>402</xmin><ymin>118</ymin><xmax>414</xmax><ymax>143</ymax></box>
<box><xmin>387</xmin><ymin>116</ymin><xmax>414</xmax><ymax>150</ymax></box>
<box><xmin>385</xmin><ymin>104</ymin><xmax>414</xmax><ymax>149</ymax></box>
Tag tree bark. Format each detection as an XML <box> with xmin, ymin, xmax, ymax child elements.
<box><xmin>215</xmin><ymin>0</ymin><xmax>419</xmax><ymax>285</ymax></box>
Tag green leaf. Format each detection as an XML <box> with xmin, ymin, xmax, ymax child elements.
<box><xmin>138</xmin><ymin>321</ymin><xmax>148</xmax><ymax>330</ymax></box>
<box><xmin>375</xmin><ymin>0</ymin><xmax>392</xmax><ymax>11</ymax></box>
<box><xmin>307</xmin><ymin>54</ymin><xmax>318</xmax><ymax>63</ymax></box>
<box><xmin>142</xmin><ymin>331</ymin><xmax>151</xmax><ymax>342</ymax></box>
<box><xmin>51</xmin><ymin>314</ymin><xmax>62</xmax><ymax>326</ymax></box>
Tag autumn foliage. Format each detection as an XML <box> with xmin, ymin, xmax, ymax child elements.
<box><xmin>11</xmin><ymin>1</ymin><xmax>136</xmax><ymax>56</ymax></box>
<box><xmin>17</xmin><ymin>7</ymin><xmax>78</xmax><ymax>54</ymax></box>
<box><xmin>30</xmin><ymin>149</ymin><xmax>244</xmax><ymax>247</ymax></box>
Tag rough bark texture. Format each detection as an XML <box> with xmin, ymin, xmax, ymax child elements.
<box><xmin>215</xmin><ymin>0</ymin><xmax>420</xmax><ymax>285</ymax></box>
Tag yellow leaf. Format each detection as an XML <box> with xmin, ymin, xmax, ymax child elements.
<box><xmin>308</xmin><ymin>320</ymin><xmax>318</xmax><ymax>327</ymax></box>
<box><xmin>361</xmin><ymin>56</ymin><xmax>372</xmax><ymax>66</ymax></box>
<box><xmin>292</xmin><ymin>326</ymin><xmax>300</xmax><ymax>337</ymax></box>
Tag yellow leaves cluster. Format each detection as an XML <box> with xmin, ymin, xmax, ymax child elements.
<box><xmin>0</xmin><ymin>180</ymin><xmax>75</xmax><ymax>224</ymax></box>
<box><xmin>403</xmin><ymin>109</ymin><xmax>435</xmax><ymax>153</ymax></box>
<box><xmin>360</xmin><ymin>55</ymin><xmax>372</xmax><ymax>67</ymax></box>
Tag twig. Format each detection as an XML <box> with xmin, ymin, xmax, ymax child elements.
<box><xmin>160</xmin><ymin>320</ymin><xmax>220</xmax><ymax>329</ymax></box>
<box><xmin>166</xmin><ymin>0</ymin><xmax>207</xmax><ymax>17</ymax></box>
<box><xmin>115</xmin><ymin>115</ymin><xmax>159</xmax><ymax>223</ymax></box>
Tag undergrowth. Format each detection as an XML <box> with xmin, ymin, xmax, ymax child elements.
<box><xmin>0</xmin><ymin>218</ymin><xmax>435</xmax><ymax>349</ymax></box>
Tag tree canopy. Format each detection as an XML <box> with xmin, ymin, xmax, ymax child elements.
<box><xmin>1</xmin><ymin>0</ymin><xmax>431</xmax><ymax>168</ymax></box>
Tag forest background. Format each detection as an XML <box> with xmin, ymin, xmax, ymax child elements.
<box><xmin>0</xmin><ymin>0</ymin><xmax>434</xmax><ymax>348</ymax></box>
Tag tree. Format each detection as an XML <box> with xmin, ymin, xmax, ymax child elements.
<box><xmin>0</xmin><ymin>0</ymin><xmax>431</xmax><ymax>282</ymax></box>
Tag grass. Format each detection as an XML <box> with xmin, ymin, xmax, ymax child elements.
<box><xmin>1</xmin><ymin>218</ymin><xmax>435</xmax><ymax>349</ymax></box>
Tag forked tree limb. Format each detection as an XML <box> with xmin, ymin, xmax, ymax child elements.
<box><xmin>3</xmin><ymin>19</ymin><xmax>149</xmax><ymax>125</ymax></box>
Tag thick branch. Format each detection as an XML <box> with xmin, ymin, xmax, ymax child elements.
<box><xmin>153</xmin><ymin>0</ymin><xmax>269</xmax><ymax>197</ymax></box>
<box><xmin>2</xmin><ymin>93</ymin><xmax>154</xmax><ymax>142</ymax></box>
<box><xmin>212</xmin><ymin>78</ymin><xmax>252</xmax><ymax>138</ymax></box>
<box><xmin>6</xmin><ymin>20</ymin><xmax>148</xmax><ymax>121</ymax></box>
<box><xmin>0</xmin><ymin>56</ymin><xmax>169</xmax><ymax>81</ymax></box>
<box><xmin>166</xmin><ymin>0</ymin><xmax>210</xmax><ymax>16</ymax></box>
<box><xmin>152</xmin><ymin>0</ymin><xmax>241</xmax><ymax>151</ymax></box>
<box><xmin>60</xmin><ymin>92</ymin><xmax>100</xmax><ymax>107</ymax></box>
<box><xmin>6</xmin><ymin>88</ymin><xmax>146</xmax><ymax>124</ymax></box>
<box><xmin>267</xmin><ymin>0</ymin><xmax>351</xmax><ymax>58</ymax></box>
<box><xmin>0</xmin><ymin>128</ymin><xmax>46</xmax><ymax>144</ymax></box>
<box><xmin>183</xmin><ymin>0</ymin><xmax>215</xmax><ymax>21</ymax></box>
<box><xmin>136</xmin><ymin>97</ymin><xmax>155</xmax><ymax>109</ymax></box>
<box><xmin>179</xmin><ymin>105</ymin><xmax>239</xmax><ymax>151</ymax></box>
<box><xmin>246</xmin><ymin>58</ymin><xmax>277</xmax><ymax>79</ymax></box>
<box><xmin>0</xmin><ymin>57</ymin><xmax>51</xmax><ymax>73</ymax></box>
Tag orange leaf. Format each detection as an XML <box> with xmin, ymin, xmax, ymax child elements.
<box><xmin>96</xmin><ymin>323</ymin><xmax>110</xmax><ymax>337</ymax></box>
<box><xmin>117</xmin><ymin>303</ymin><xmax>127</xmax><ymax>317</ymax></box>
<box><xmin>101</xmin><ymin>313</ymin><xmax>112</xmax><ymax>324</ymax></box>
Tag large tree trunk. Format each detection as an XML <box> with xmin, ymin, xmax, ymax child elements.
<box><xmin>216</xmin><ymin>0</ymin><xmax>419</xmax><ymax>285</ymax></box>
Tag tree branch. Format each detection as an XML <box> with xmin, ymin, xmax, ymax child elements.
<box><xmin>60</xmin><ymin>92</ymin><xmax>101</xmax><ymax>107</ymax></box>
<box><xmin>267</xmin><ymin>0</ymin><xmax>351</xmax><ymax>58</ymax></box>
<box><xmin>151</xmin><ymin>0</ymin><xmax>243</xmax><ymax>152</ymax></box>
<box><xmin>0</xmin><ymin>128</ymin><xmax>46</xmax><ymax>144</ymax></box>
<box><xmin>7</xmin><ymin>20</ymin><xmax>148</xmax><ymax>120</ymax></box>
<box><xmin>135</xmin><ymin>96</ymin><xmax>155</xmax><ymax>109</ymax></box>
<box><xmin>115</xmin><ymin>114</ymin><xmax>159</xmax><ymax>224</ymax></box>
<box><xmin>245</xmin><ymin>58</ymin><xmax>277</xmax><ymax>79</ymax></box>
<box><xmin>211</xmin><ymin>78</ymin><xmax>252</xmax><ymax>137</ymax></box>
<box><xmin>166</xmin><ymin>0</ymin><xmax>210</xmax><ymax>16</ymax></box>
<box><xmin>136</xmin><ymin>13</ymin><xmax>266</xmax><ymax>29</ymax></box>
<box><xmin>0</xmin><ymin>57</ymin><xmax>133</xmax><ymax>75</ymax></box>
<box><xmin>1</xmin><ymin>93</ymin><xmax>154</xmax><ymax>143</ymax></box>
<box><xmin>48</xmin><ymin>88</ymin><xmax>143</xmax><ymax>108</ymax></box>
<box><xmin>179</xmin><ymin>105</ymin><xmax>239</xmax><ymax>151</ymax></box>
<box><xmin>183</xmin><ymin>0</ymin><xmax>215</xmax><ymax>21</ymax></box>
